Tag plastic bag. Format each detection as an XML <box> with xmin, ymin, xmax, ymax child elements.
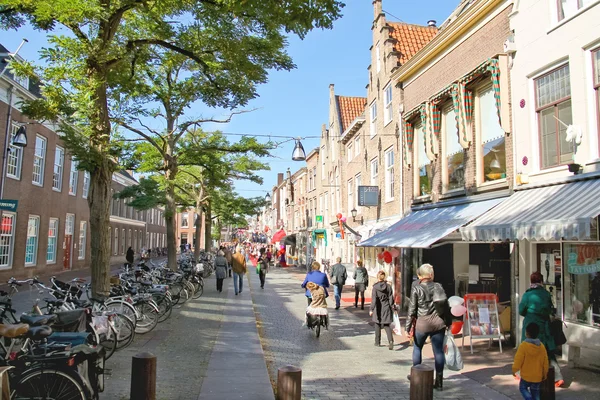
<box><xmin>443</xmin><ymin>331</ymin><xmax>463</xmax><ymax>371</ymax></box>
<box><xmin>391</xmin><ymin>312</ymin><xmax>402</xmax><ymax>335</ymax></box>
<box><xmin>256</xmin><ymin>264</ymin><xmax>261</xmax><ymax>274</ymax></box>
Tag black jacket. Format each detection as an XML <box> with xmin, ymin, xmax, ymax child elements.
<box><xmin>126</xmin><ymin>248</ymin><xmax>134</xmax><ymax>264</ymax></box>
<box><xmin>331</xmin><ymin>263</ymin><xmax>347</xmax><ymax>286</ymax></box>
<box><xmin>370</xmin><ymin>282</ymin><xmax>394</xmax><ymax>324</ymax></box>
<box><xmin>406</xmin><ymin>280</ymin><xmax>451</xmax><ymax>331</ymax></box>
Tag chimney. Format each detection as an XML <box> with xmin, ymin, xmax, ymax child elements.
<box><xmin>277</xmin><ymin>173</ymin><xmax>284</xmax><ymax>186</ymax></box>
<box><xmin>427</xmin><ymin>20</ymin><xmax>437</xmax><ymax>28</ymax></box>
<box><xmin>373</xmin><ymin>0</ymin><xmax>383</xmax><ymax>19</ymax></box>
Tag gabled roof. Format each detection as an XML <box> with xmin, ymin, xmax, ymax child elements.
<box><xmin>388</xmin><ymin>22</ymin><xmax>438</xmax><ymax>65</ymax></box>
<box><xmin>335</xmin><ymin>96</ymin><xmax>366</xmax><ymax>133</ymax></box>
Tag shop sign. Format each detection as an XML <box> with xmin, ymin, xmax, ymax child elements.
<box><xmin>566</xmin><ymin>243</ymin><xmax>600</xmax><ymax>275</ymax></box>
<box><xmin>335</xmin><ymin>233</ymin><xmax>342</xmax><ymax>239</ymax></box>
<box><xmin>358</xmin><ymin>186</ymin><xmax>378</xmax><ymax>206</ymax></box>
<box><xmin>315</xmin><ymin>215</ymin><xmax>323</xmax><ymax>223</ymax></box>
<box><xmin>0</xmin><ymin>200</ymin><xmax>18</xmax><ymax>212</ymax></box>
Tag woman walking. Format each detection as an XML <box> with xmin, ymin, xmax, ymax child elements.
<box><xmin>370</xmin><ymin>271</ymin><xmax>395</xmax><ymax>350</ymax></box>
<box><xmin>353</xmin><ymin>260</ymin><xmax>369</xmax><ymax>309</ymax></box>
<box><xmin>406</xmin><ymin>264</ymin><xmax>451</xmax><ymax>391</ymax></box>
<box><xmin>302</xmin><ymin>261</ymin><xmax>330</xmax><ymax>305</ymax></box>
<box><xmin>519</xmin><ymin>271</ymin><xmax>564</xmax><ymax>387</ymax></box>
<box><xmin>214</xmin><ymin>250</ymin><xmax>228</xmax><ymax>293</ymax></box>
<box><xmin>257</xmin><ymin>248</ymin><xmax>269</xmax><ymax>289</ymax></box>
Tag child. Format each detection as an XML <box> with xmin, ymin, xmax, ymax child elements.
<box><xmin>512</xmin><ymin>323</ymin><xmax>549</xmax><ymax>400</ymax></box>
<box><xmin>305</xmin><ymin>282</ymin><xmax>328</xmax><ymax>327</ymax></box>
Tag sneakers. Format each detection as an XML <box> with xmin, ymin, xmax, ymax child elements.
<box><xmin>388</xmin><ymin>341</ymin><xmax>394</xmax><ymax>350</ymax></box>
<box><xmin>354</xmin><ymin>303</ymin><xmax>357</xmax><ymax>308</ymax></box>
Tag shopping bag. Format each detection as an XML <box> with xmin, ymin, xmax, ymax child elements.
<box><xmin>444</xmin><ymin>331</ymin><xmax>463</xmax><ymax>371</ymax></box>
<box><xmin>256</xmin><ymin>264</ymin><xmax>261</xmax><ymax>274</ymax></box>
<box><xmin>391</xmin><ymin>312</ymin><xmax>402</xmax><ymax>335</ymax></box>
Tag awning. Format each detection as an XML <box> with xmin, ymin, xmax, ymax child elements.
<box><xmin>461</xmin><ymin>179</ymin><xmax>600</xmax><ymax>242</ymax></box>
<box><xmin>312</xmin><ymin>229</ymin><xmax>328</xmax><ymax>247</ymax></box>
<box><xmin>359</xmin><ymin>197</ymin><xmax>504</xmax><ymax>248</ymax></box>
<box><xmin>283</xmin><ymin>234</ymin><xmax>296</xmax><ymax>246</ymax></box>
<box><xmin>355</xmin><ymin>217</ymin><xmax>401</xmax><ymax>244</ymax></box>
<box><xmin>271</xmin><ymin>229</ymin><xmax>286</xmax><ymax>244</ymax></box>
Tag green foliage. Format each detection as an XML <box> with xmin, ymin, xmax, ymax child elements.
<box><xmin>114</xmin><ymin>177</ymin><xmax>166</xmax><ymax>211</ymax></box>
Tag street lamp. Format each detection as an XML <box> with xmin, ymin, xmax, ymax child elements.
<box><xmin>291</xmin><ymin>138</ymin><xmax>306</xmax><ymax>161</ymax></box>
<box><xmin>12</xmin><ymin>126</ymin><xmax>27</xmax><ymax>147</ymax></box>
<box><xmin>351</xmin><ymin>208</ymin><xmax>363</xmax><ymax>224</ymax></box>
<box><xmin>265</xmin><ymin>192</ymin><xmax>271</xmax><ymax>203</ymax></box>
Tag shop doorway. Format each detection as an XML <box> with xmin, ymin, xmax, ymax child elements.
<box><xmin>423</xmin><ymin>244</ymin><xmax>455</xmax><ymax>296</ymax></box>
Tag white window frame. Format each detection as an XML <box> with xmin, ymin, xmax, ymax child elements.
<box><xmin>557</xmin><ymin>0</ymin><xmax>597</xmax><ymax>22</ymax></box>
<box><xmin>82</xmin><ymin>172</ymin><xmax>90</xmax><ymax>199</ymax></box>
<box><xmin>69</xmin><ymin>158</ymin><xmax>78</xmax><ymax>195</ymax></box>
<box><xmin>47</xmin><ymin>218</ymin><xmax>58</xmax><ymax>264</ymax></box>
<box><xmin>347</xmin><ymin>143</ymin><xmax>353</xmax><ymax>162</ymax></box>
<box><xmin>370</xmin><ymin>157</ymin><xmax>379</xmax><ymax>185</ymax></box>
<box><xmin>181</xmin><ymin>212</ymin><xmax>189</xmax><ymax>228</ymax></box>
<box><xmin>355</xmin><ymin>136</ymin><xmax>360</xmax><ymax>157</ymax></box>
<box><xmin>370</xmin><ymin>101</ymin><xmax>377</xmax><ymax>138</ymax></box>
<box><xmin>0</xmin><ymin>212</ymin><xmax>16</xmax><ymax>268</ymax></box>
<box><xmin>7</xmin><ymin>123</ymin><xmax>24</xmax><ymax>180</ymax></box>
<box><xmin>384</xmin><ymin>84</ymin><xmax>393</xmax><ymax>125</ymax></box>
<box><xmin>53</xmin><ymin>146</ymin><xmax>64</xmax><ymax>191</ymax></box>
<box><xmin>13</xmin><ymin>73</ymin><xmax>29</xmax><ymax>89</ymax></box>
<box><xmin>385</xmin><ymin>147</ymin><xmax>395</xmax><ymax>202</ymax></box>
<box><xmin>441</xmin><ymin>104</ymin><xmax>463</xmax><ymax>193</ymax></box>
<box><xmin>78</xmin><ymin>221</ymin><xmax>87</xmax><ymax>260</ymax></box>
<box><xmin>32</xmin><ymin>135</ymin><xmax>47</xmax><ymax>186</ymax></box>
<box><xmin>25</xmin><ymin>215</ymin><xmax>40</xmax><ymax>266</ymax></box>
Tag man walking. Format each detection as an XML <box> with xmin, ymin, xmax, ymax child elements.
<box><xmin>232</xmin><ymin>246</ymin><xmax>247</xmax><ymax>295</ymax></box>
<box><xmin>330</xmin><ymin>257</ymin><xmax>347</xmax><ymax>310</ymax></box>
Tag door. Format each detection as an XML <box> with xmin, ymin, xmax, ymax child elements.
<box><xmin>63</xmin><ymin>214</ymin><xmax>75</xmax><ymax>270</ymax></box>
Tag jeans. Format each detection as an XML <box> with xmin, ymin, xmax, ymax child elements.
<box><xmin>519</xmin><ymin>379</ymin><xmax>541</xmax><ymax>400</ymax></box>
<box><xmin>216</xmin><ymin>278</ymin><xmax>224</xmax><ymax>292</ymax></box>
<box><xmin>333</xmin><ymin>284</ymin><xmax>343</xmax><ymax>308</ymax></box>
<box><xmin>259</xmin><ymin>270</ymin><xmax>266</xmax><ymax>288</ymax></box>
<box><xmin>375</xmin><ymin>323</ymin><xmax>393</xmax><ymax>345</ymax></box>
<box><xmin>413</xmin><ymin>329</ymin><xmax>446</xmax><ymax>373</ymax></box>
<box><xmin>354</xmin><ymin>283</ymin><xmax>366</xmax><ymax>307</ymax></box>
<box><xmin>233</xmin><ymin>272</ymin><xmax>244</xmax><ymax>294</ymax></box>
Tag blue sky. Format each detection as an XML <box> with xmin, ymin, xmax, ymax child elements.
<box><xmin>2</xmin><ymin>0</ymin><xmax>459</xmax><ymax>199</ymax></box>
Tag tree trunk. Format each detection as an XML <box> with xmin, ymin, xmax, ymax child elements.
<box><xmin>204</xmin><ymin>202</ymin><xmax>212</xmax><ymax>251</ymax></box>
<box><xmin>165</xmin><ymin>172</ymin><xmax>178</xmax><ymax>271</ymax></box>
<box><xmin>194</xmin><ymin>196</ymin><xmax>203</xmax><ymax>260</ymax></box>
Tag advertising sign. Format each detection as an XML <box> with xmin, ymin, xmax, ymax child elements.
<box><xmin>358</xmin><ymin>186</ymin><xmax>378</xmax><ymax>206</ymax></box>
<box><xmin>566</xmin><ymin>243</ymin><xmax>600</xmax><ymax>275</ymax></box>
<box><xmin>0</xmin><ymin>200</ymin><xmax>18</xmax><ymax>212</ymax></box>
<box><xmin>316</xmin><ymin>215</ymin><xmax>323</xmax><ymax>223</ymax></box>
<box><xmin>462</xmin><ymin>293</ymin><xmax>503</xmax><ymax>354</ymax></box>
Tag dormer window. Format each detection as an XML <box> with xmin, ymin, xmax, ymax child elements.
<box><xmin>13</xmin><ymin>74</ymin><xmax>29</xmax><ymax>89</ymax></box>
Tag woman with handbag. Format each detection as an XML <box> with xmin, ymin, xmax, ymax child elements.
<box><xmin>519</xmin><ymin>271</ymin><xmax>564</xmax><ymax>387</ymax></box>
<box><xmin>406</xmin><ymin>264</ymin><xmax>451</xmax><ymax>391</ymax></box>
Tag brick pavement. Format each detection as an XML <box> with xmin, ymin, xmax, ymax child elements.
<box><xmin>249</xmin><ymin>266</ymin><xmax>512</xmax><ymax>400</ymax></box>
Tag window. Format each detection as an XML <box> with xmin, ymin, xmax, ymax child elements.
<box><xmin>32</xmin><ymin>135</ymin><xmax>47</xmax><ymax>186</ymax></box>
<box><xmin>13</xmin><ymin>73</ymin><xmax>29</xmax><ymax>89</ymax></box>
<box><xmin>69</xmin><ymin>158</ymin><xmax>78</xmax><ymax>195</ymax></box>
<box><xmin>355</xmin><ymin>174</ymin><xmax>362</xmax><ymax>211</ymax></box>
<box><xmin>442</xmin><ymin>106</ymin><xmax>464</xmax><ymax>192</ymax></box>
<box><xmin>557</xmin><ymin>0</ymin><xmax>595</xmax><ymax>21</ymax></box>
<box><xmin>384</xmin><ymin>148</ymin><xmax>395</xmax><ymax>201</ymax></box>
<box><xmin>25</xmin><ymin>216</ymin><xmax>39</xmax><ymax>265</ymax></box>
<box><xmin>324</xmin><ymin>191</ymin><xmax>329</xmax><ymax>224</ymax></box>
<box><xmin>7</xmin><ymin>124</ymin><xmax>23</xmax><ymax>179</ymax></box>
<box><xmin>114</xmin><ymin>228</ymin><xmax>118</xmax><ymax>256</ymax></box>
<box><xmin>52</xmin><ymin>147</ymin><xmax>64</xmax><ymax>191</ymax></box>
<box><xmin>594</xmin><ymin>49</ymin><xmax>600</xmax><ymax>148</ymax></box>
<box><xmin>47</xmin><ymin>218</ymin><xmax>58</xmax><ymax>263</ymax></box>
<box><xmin>312</xmin><ymin>167</ymin><xmax>317</xmax><ymax>190</ymax></box>
<box><xmin>384</xmin><ymin>84</ymin><xmax>393</xmax><ymax>125</ymax></box>
<box><xmin>321</xmin><ymin>146</ymin><xmax>326</xmax><ymax>177</ymax></box>
<box><xmin>563</xmin><ymin>242</ymin><xmax>600</xmax><ymax>327</ymax></box>
<box><xmin>78</xmin><ymin>221</ymin><xmax>87</xmax><ymax>260</ymax></box>
<box><xmin>82</xmin><ymin>172</ymin><xmax>90</xmax><ymax>198</ymax></box>
<box><xmin>347</xmin><ymin>179</ymin><xmax>353</xmax><ymax>214</ymax></box>
<box><xmin>535</xmin><ymin>65</ymin><xmax>573</xmax><ymax>169</ymax></box>
<box><xmin>370</xmin><ymin>102</ymin><xmax>377</xmax><ymax>138</ymax></box>
<box><xmin>181</xmin><ymin>212</ymin><xmax>189</xmax><ymax>228</ymax></box>
<box><xmin>375</xmin><ymin>42</ymin><xmax>381</xmax><ymax>73</ymax></box>
<box><xmin>370</xmin><ymin>157</ymin><xmax>378</xmax><ymax>185</ymax></box>
<box><xmin>355</xmin><ymin>136</ymin><xmax>361</xmax><ymax>157</ymax></box>
<box><xmin>415</xmin><ymin>123</ymin><xmax>432</xmax><ymax>196</ymax></box>
<box><xmin>347</xmin><ymin>144</ymin><xmax>353</xmax><ymax>162</ymax></box>
<box><xmin>0</xmin><ymin>213</ymin><xmax>16</xmax><ymax>267</ymax></box>
<box><xmin>477</xmin><ymin>85</ymin><xmax>507</xmax><ymax>182</ymax></box>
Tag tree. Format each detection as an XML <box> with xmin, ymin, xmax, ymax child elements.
<box><xmin>1</xmin><ymin>0</ymin><xmax>343</xmax><ymax>296</ymax></box>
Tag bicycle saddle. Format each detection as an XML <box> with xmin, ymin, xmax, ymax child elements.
<box><xmin>20</xmin><ymin>314</ymin><xmax>57</xmax><ymax>326</ymax></box>
<box><xmin>0</xmin><ymin>323</ymin><xmax>30</xmax><ymax>338</ymax></box>
<box><xmin>26</xmin><ymin>325</ymin><xmax>53</xmax><ymax>340</ymax></box>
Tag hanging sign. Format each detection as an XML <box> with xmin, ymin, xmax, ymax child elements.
<box><xmin>316</xmin><ymin>215</ymin><xmax>323</xmax><ymax>223</ymax></box>
<box><xmin>0</xmin><ymin>200</ymin><xmax>18</xmax><ymax>212</ymax></box>
<box><xmin>462</xmin><ymin>293</ymin><xmax>503</xmax><ymax>354</ymax></box>
<box><xmin>358</xmin><ymin>186</ymin><xmax>378</xmax><ymax>206</ymax></box>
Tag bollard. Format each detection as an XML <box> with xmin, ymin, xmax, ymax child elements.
<box><xmin>130</xmin><ymin>352</ymin><xmax>157</xmax><ymax>400</ymax></box>
<box><xmin>540</xmin><ymin>366</ymin><xmax>555</xmax><ymax>400</ymax></box>
<box><xmin>277</xmin><ymin>365</ymin><xmax>301</xmax><ymax>400</ymax></box>
<box><xmin>409</xmin><ymin>364</ymin><xmax>434</xmax><ymax>400</ymax></box>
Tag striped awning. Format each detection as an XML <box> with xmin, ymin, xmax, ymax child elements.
<box><xmin>359</xmin><ymin>198</ymin><xmax>504</xmax><ymax>248</ymax></box>
<box><xmin>460</xmin><ymin>179</ymin><xmax>600</xmax><ymax>242</ymax></box>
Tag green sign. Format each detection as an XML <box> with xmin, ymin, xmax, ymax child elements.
<box><xmin>0</xmin><ymin>200</ymin><xmax>18</xmax><ymax>212</ymax></box>
<box><xmin>315</xmin><ymin>215</ymin><xmax>323</xmax><ymax>223</ymax></box>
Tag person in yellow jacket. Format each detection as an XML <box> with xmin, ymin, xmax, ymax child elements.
<box><xmin>512</xmin><ymin>323</ymin><xmax>549</xmax><ymax>400</ymax></box>
<box><xmin>231</xmin><ymin>246</ymin><xmax>247</xmax><ymax>295</ymax></box>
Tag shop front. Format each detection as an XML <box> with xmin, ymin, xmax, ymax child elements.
<box><xmin>461</xmin><ymin>177</ymin><xmax>600</xmax><ymax>366</ymax></box>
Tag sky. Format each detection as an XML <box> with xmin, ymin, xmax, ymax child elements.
<box><xmin>1</xmin><ymin>0</ymin><xmax>459</xmax><ymax>199</ymax></box>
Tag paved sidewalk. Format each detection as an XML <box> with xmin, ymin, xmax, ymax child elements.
<box><xmin>198</xmin><ymin>272</ymin><xmax>274</xmax><ymax>400</ymax></box>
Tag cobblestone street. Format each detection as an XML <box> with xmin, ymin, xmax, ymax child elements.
<box><xmin>249</xmin><ymin>266</ymin><xmax>512</xmax><ymax>400</ymax></box>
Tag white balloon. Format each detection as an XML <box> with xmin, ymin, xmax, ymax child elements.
<box><xmin>451</xmin><ymin>304</ymin><xmax>467</xmax><ymax>317</ymax></box>
<box><xmin>448</xmin><ymin>296</ymin><xmax>464</xmax><ymax>308</ymax></box>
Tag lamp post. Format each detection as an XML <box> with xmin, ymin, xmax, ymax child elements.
<box><xmin>351</xmin><ymin>208</ymin><xmax>363</xmax><ymax>224</ymax></box>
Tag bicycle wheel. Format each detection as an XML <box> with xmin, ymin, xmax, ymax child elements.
<box><xmin>153</xmin><ymin>293</ymin><xmax>173</xmax><ymax>323</ymax></box>
<box><xmin>103</xmin><ymin>300</ymin><xmax>138</xmax><ymax>325</ymax></box>
<box><xmin>114</xmin><ymin>313</ymin><xmax>136</xmax><ymax>350</ymax></box>
<box><xmin>134</xmin><ymin>302</ymin><xmax>159</xmax><ymax>334</ymax></box>
<box><xmin>315</xmin><ymin>321</ymin><xmax>321</xmax><ymax>338</ymax></box>
<box><xmin>169</xmin><ymin>283</ymin><xmax>184</xmax><ymax>306</ymax></box>
<box><xmin>97</xmin><ymin>322</ymin><xmax>118</xmax><ymax>360</ymax></box>
<box><xmin>15</xmin><ymin>368</ymin><xmax>88</xmax><ymax>400</ymax></box>
<box><xmin>192</xmin><ymin>281</ymin><xmax>203</xmax><ymax>299</ymax></box>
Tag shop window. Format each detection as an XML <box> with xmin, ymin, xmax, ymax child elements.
<box><xmin>564</xmin><ymin>242</ymin><xmax>600</xmax><ymax>327</ymax></box>
<box><xmin>477</xmin><ymin>84</ymin><xmax>506</xmax><ymax>182</ymax></box>
<box><xmin>535</xmin><ymin>64</ymin><xmax>573</xmax><ymax>169</ymax></box>
<box><xmin>441</xmin><ymin>105</ymin><xmax>464</xmax><ymax>191</ymax></box>
<box><xmin>414</xmin><ymin>123</ymin><xmax>432</xmax><ymax>197</ymax></box>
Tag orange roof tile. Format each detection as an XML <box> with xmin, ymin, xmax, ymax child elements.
<box><xmin>336</xmin><ymin>96</ymin><xmax>366</xmax><ymax>133</ymax></box>
<box><xmin>388</xmin><ymin>22</ymin><xmax>438</xmax><ymax>65</ymax></box>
